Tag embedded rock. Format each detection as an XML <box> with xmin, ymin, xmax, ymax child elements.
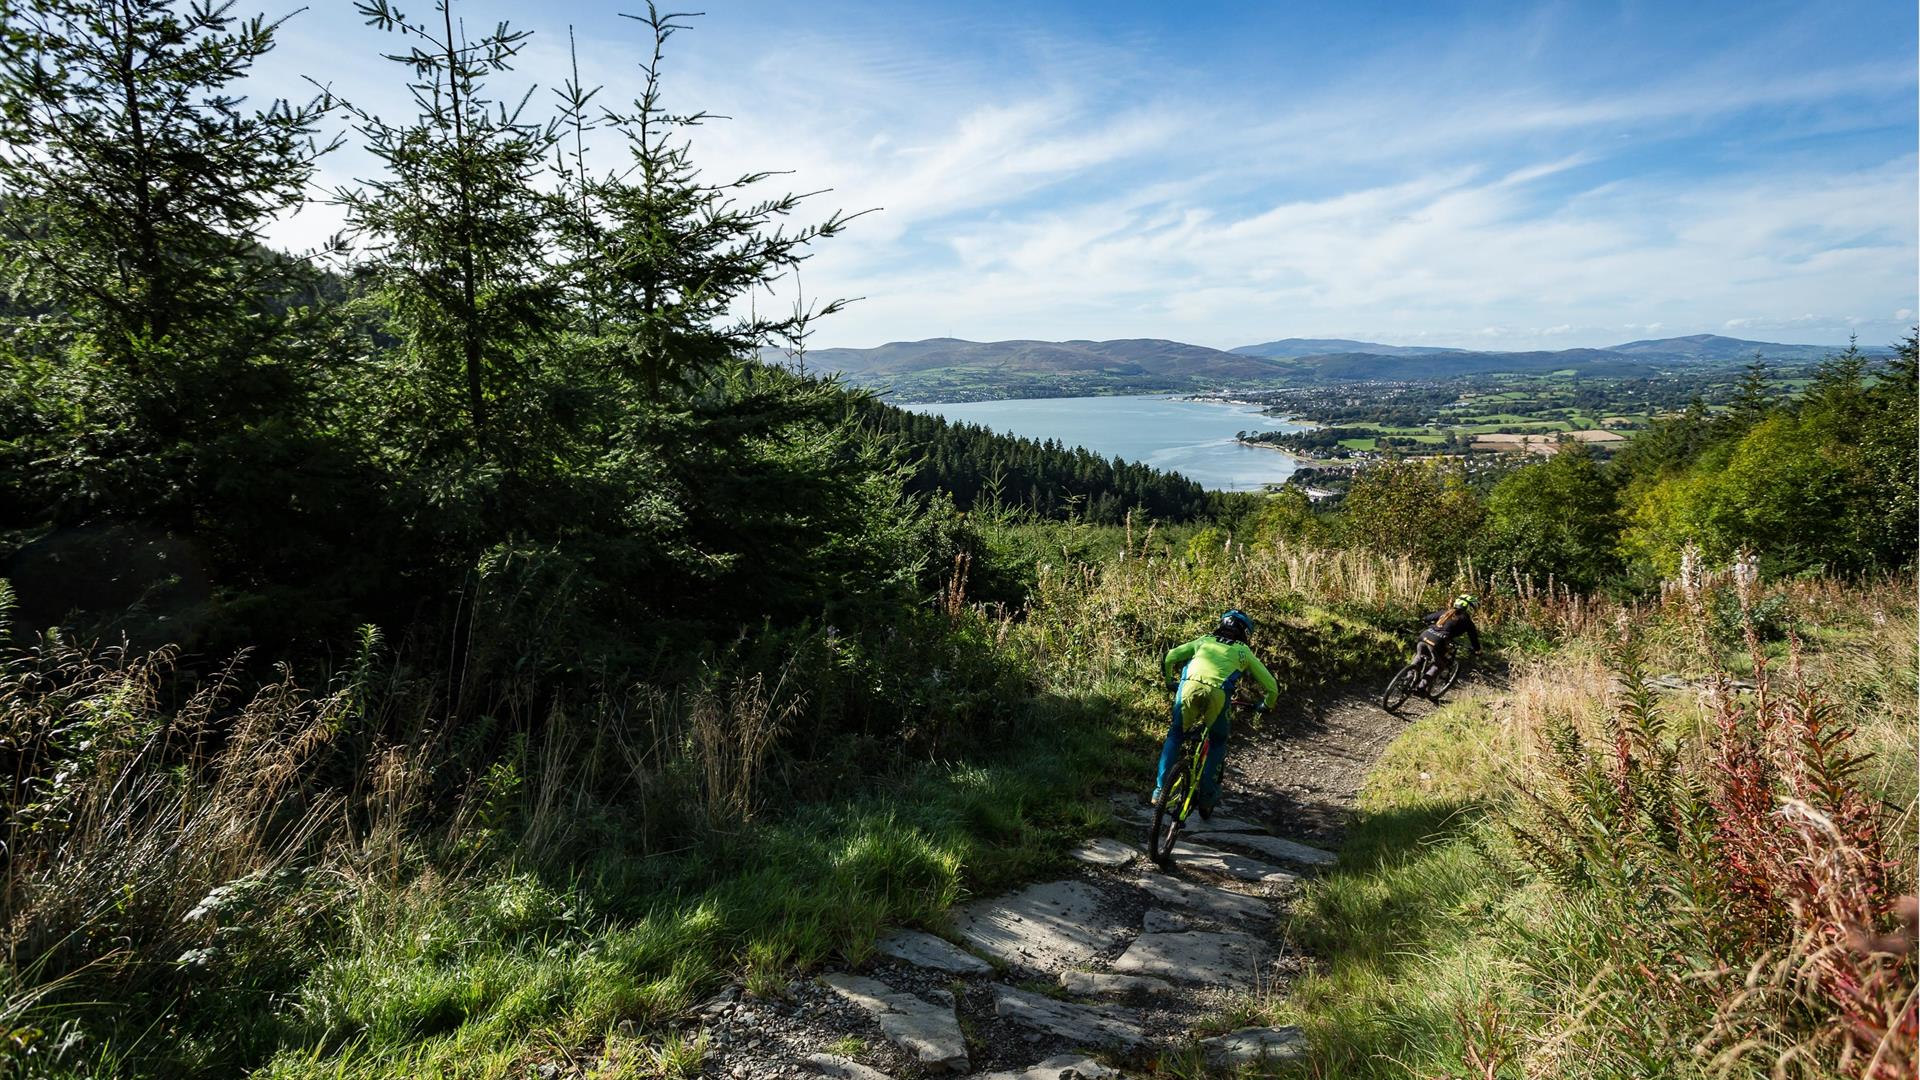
<box><xmin>1112</xmin><ymin>930</ymin><xmax>1268</xmax><ymax>991</ymax></box>
<box><xmin>1067</xmin><ymin>837</ymin><xmax>1138</xmax><ymax>868</ymax></box>
<box><xmin>951</xmin><ymin>880</ymin><xmax>1129</xmax><ymax>974</ymax></box>
<box><xmin>804</xmin><ymin>1054</ymin><xmax>893</xmax><ymax>1080</ymax></box>
<box><xmin>1163</xmin><ymin>839</ymin><xmax>1300</xmax><ymax>885</ymax></box>
<box><xmin>971</xmin><ymin>1053</ymin><xmax>1121</xmax><ymax>1080</ymax></box>
<box><xmin>873</xmin><ymin>929</ymin><xmax>992</xmax><ymax>975</ymax></box>
<box><xmin>991</xmin><ymin>985</ymin><xmax>1145</xmax><ymax>1049</ymax></box>
<box><xmin>1058</xmin><ymin>969</ymin><xmax>1175</xmax><ymax>997</ymax></box>
<box><xmin>1202</xmin><ymin>831</ymin><xmax>1338</xmax><ymax>868</ymax></box>
<box><xmin>1202</xmin><ymin>1025</ymin><xmax>1310</xmax><ymax>1063</ymax></box>
<box><xmin>1131</xmin><ymin>872</ymin><xmax>1273</xmax><ymax>923</ymax></box>
<box><xmin>1181</xmin><ymin>815</ymin><xmax>1264</xmax><ymax>835</ymax></box>
<box><xmin>817</xmin><ymin>973</ymin><xmax>968</xmax><ymax>1072</ymax></box>
<box><xmin>1141</xmin><ymin>908</ymin><xmax>1189</xmax><ymax>933</ymax></box>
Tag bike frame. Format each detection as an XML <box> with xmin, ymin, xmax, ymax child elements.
<box><xmin>1168</xmin><ymin>698</ymin><xmax>1253</xmax><ymax>823</ymax></box>
<box><xmin>1170</xmin><ymin>724</ymin><xmax>1214</xmax><ymax>822</ymax></box>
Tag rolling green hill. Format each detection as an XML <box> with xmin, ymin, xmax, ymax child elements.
<box><xmin>799</xmin><ymin>334</ymin><xmax>1875</xmax><ymax>399</ymax></box>
<box><xmin>796</xmin><ymin>337</ymin><xmax>1303</xmax><ymax>400</ymax></box>
<box><xmin>1230</xmin><ymin>337</ymin><xmax>1467</xmax><ymax>359</ymax></box>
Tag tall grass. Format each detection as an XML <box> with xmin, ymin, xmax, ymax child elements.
<box><xmin>1278</xmin><ymin>562</ymin><xmax>1917</xmax><ymax>1080</ymax></box>
<box><xmin>10</xmin><ymin>537</ymin><xmax>1901</xmax><ymax>1078</ymax></box>
<box><xmin>0</xmin><ymin>639</ymin><xmax>365</xmax><ymax>1069</ymax></box>
<box><xmin>0</xmin><ymin>533</ymin><xmax>1430</xmax><ymax>1077</ymax></box>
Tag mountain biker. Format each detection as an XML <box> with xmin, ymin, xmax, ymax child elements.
<box><xmin>1153</xmin><ymin>609</ymin><xmax>1280</xmax><ymax>820</ymax></box>
<box><xmin>1416</xmin><ymin>594</ymin><xmax>1481</xmax><ymax>685</ymax></box>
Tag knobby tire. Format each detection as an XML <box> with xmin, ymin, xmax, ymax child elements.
<box><xmin>1148</xmin><ymin>758</ymin><xmax>1191</xmax><ymax>867</ymax></box>
<box><xmin>1381</xmin><ymin>663</ymin><xmax>1418</xmax><ymax>713</ymax></box>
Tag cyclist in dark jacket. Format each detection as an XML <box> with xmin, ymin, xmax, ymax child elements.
<box><xmin>1418</xmin><ymin>594</ymin><xmax>1481</xmax><ymax>675</ymax></box>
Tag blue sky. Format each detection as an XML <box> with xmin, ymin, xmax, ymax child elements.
<box><xmin>256</xmin><ymin>1</ymin><xmax>1918</xmax><ymax>350</ymax></box>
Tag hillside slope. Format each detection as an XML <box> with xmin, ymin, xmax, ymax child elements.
<box><xmin>799</xmin><ymin>338</ymin><xmax>1302</xmax><ymax>399</ymax></box>
<box><xmin>799</xmin><ymin>334</ymin><xmax>1868</xmax><ymax>398</ymax></box>
<box><xmin>1230</xmin><ymin>337</ymin><xmax>1466</xmax><ymax>359</ymax></box>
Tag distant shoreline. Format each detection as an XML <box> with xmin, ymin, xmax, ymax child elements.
<box><xmin>1234</xmin><ymin>437</ymin><xmax>1346</xmax><ymax>468</ymax></box>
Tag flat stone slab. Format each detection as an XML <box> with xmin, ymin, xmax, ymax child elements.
<box><xmin>818</xmin><ymin>973</ymin><xmax>968</xmax><ymax>1073</ymax></box>
<box><xmin>874</xmin><ymin>929</ymin><xmax>992</xmax><ymax>975</ymax></box>
<box><xmin>1131</xmin><ymin>872</ymin><xmax>1273</xmax><ymax>924</ymax></box>
<box><xmin>1058</xmin><ymin>969</ymin><xmax>1175</xmax><ymax>997</ymax></box>
<box><xmin>972</xmin><ymin>1054</ymin><xmax>1120</xmax><ymax>1080</ymax></box>
<box><xmin>1202</xmin><ymin>1025</ymin><xmax>1309</xmax><ymax>1064</ymax></box>
<box><xmin>1164</xmin><ymin>839</ymin><xmax>1301</xmax><ymax>885</ymax></box>
<box><xmin>992</xmin><ymin>985</ymin><xmax>1145</xmax><ymax>1049</ymax></box>
<box><xmin>1111</xmin><ymin>930</ymin><xmax>1268</xmax><ymax>991</ymax></box>
<box><xmin>951</xmin><ymin>880</ymin><xmax>1130</xmax><ymax>974</ymax></box>
<box><xmin>1141</xmin><ymin>908</ymin><xmax>1189</xmax><ymax>933</ymax></box>
<box><xmin>1201</xmin><ymin>831</ymin><xmax>1338</xmax><ymax>868</ymax></box>
<box><xmin>1181</xmin><ymin>814</ymin><xmax>1264</xmax><ymax>835</ymax></box>
<box><xmin>805</xmin><ymin>1054</ymin><xmax>893</xmax><ymax>1080</ymax></box>
<box><xmin>1067</xmin><ymin>837</ymin><xmax>1138</xmax><ymax>868</ymax></box>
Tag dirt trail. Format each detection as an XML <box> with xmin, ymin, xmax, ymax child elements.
<box><xmin>1228</xmin><ymin>678</ymin><xmax>1454</xmax><ymax>847</ymax></box>
<box><xmin>673</xmin><ymin>679</ymin><xmax>1477</xmax><ymax>1079</ymax></box>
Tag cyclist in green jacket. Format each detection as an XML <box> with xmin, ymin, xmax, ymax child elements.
<box><xmin>1153</xmin><ymin>609</ymin><xmax>1280</xmax><ymax>818</ymax></box>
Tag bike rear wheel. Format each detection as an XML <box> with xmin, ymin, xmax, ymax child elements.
<box><xmin>1380</xmin><ymin>663</ymin><xmax>1419</xmax><ymax>712</ymax></box>
<box><xmin>1147</xmin><ymin>758</ymin><xmax>1191</xmax><ymax>867</ymax></box>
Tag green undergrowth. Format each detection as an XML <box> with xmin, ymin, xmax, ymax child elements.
<box><xmin>244</xmin><ymin>702</ymin><xmax>1134</xmax><ymax>1079</ymax></box>
<box><xmin>1271</xmin><ymin>696</ymin><xmax>1536</xmax><ymax>1080</ymax></box>
<box><xmin>246</xmin><ymin>601</ymin><xmax>1395</xmax><ymax>1078</ymax></box>
<box><xmin>1270</xmin><ymin>581</ymin><xmax>1916</xmax><ymax>1080</ymax></box>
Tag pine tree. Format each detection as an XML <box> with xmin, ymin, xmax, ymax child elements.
<box><xmin>0</xmin><ymin>0</ymin><xmax>341</xmax><ymax>545</ymax></box>
<box><xmin>1724</xmin><ymin>355</ymin><xmax>1773</xmax><ymax>431</ymax></box>
<box><xmin>0</xmin><ymin>0</ymin><xmax>332</xmax><ymax>367</ymax></box>
<box><xmin>333</xmin><ymin>0</ymin><xmax>560</xmax><ymax>450</ymax></box>
<box><xmin>576</xmin><ymin>4</ymin><xmax>863</xmax><ymax>391</ymax></box>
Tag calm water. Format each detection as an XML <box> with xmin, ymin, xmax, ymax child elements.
<box><xmin>911</xmin><ymin>395</ymin><xmax>1307</xmax><ymax>491</ymax></box>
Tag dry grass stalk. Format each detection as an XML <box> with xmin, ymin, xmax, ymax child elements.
<box><xmin>1</xmin><ymin>640</ymin><xmax>352</xmax><ymax>999</ymax></box>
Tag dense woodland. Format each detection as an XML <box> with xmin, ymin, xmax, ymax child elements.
<box><xmin>859</xmin><ymin>401</ymin><xmax>1211</xmax><ymax>523</ymax></box>
<box><xmin>0</xmin><ymin>2</ymin><xmax>1913</xmax><ymax>1077</ymax></box>
<box><xmin>1256</xmin><ymin>342</ymin><xmax>1918</xmax><ymax>592</ymax></box>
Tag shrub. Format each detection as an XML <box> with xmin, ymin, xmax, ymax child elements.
<box><xmin>1507</xmin><ymin>627</ymin><xmax>1915</xmax><ymax>1076</ymax></box>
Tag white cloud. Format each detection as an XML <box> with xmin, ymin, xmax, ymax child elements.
<box><xmin>245</xmin><ymin>4</ymin><xmax>1917</xmax><ymax>352</ymax></box>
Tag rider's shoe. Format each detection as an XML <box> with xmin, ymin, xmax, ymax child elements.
<box><xmin>1196</xmin><ymin>801</ymin><xmax>1215</xmax><ymax>822</ymax></box>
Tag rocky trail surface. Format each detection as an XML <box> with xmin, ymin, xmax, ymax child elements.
<box><xmin>673</xmin><ymin>682</ymin><xmax>1455</xmax><ymax>1079</ymax></box>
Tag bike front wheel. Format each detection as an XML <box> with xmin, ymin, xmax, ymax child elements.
<box><xmin>1430</xmin><ymin>655</ymin><xmax>1463</xmax><ymax>699</ymax></box>
<box><xmin>1380</xmin><ymin>663</ymin><xmax>1419</xmax><ymax>713</ymax></box>
<box><xmin>1147</xmin><ymin>758</ymin><xmax>1191</xmax><ymax>867</ymax></box>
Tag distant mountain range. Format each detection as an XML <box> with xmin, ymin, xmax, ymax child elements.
<box><xmin>796</xmin><ymin>332</ymin><xmax>1874</xmax><ymax>400</ymax></box>
<box><xmin>1228</xmin><ymin>332</ymin><xmax>1843</xmax><ymax>365</ymax></box>
<box><xmin>795</xmin><ymin>338</ymin><xmax>1292</xmax><ymax>401</ymax></box>
<box><xmin>1229</xmin><ymin>337</ymin><xmax>1466</xmax><ymax>359</ymax></box>
<box><xmin>1601</xmin><ymin>333</ymin><xmax>1843</xmax><ymax>361</ymax></box>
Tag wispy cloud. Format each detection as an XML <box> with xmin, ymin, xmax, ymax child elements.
<box><xmin>254</xmin><ymin>0</ymin><xmax>1918</xmax><ymax>351</ymax></box>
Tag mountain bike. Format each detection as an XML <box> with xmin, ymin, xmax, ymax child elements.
<box><xmin>1380</xmin><ymin>640</ymin><xmax>1465</xmax><ymax>712</ymax></box>
<box><xmin>1147</xmin><ymin>692</ymin><xmax>1261</xmax><ymax>868</ymax></box>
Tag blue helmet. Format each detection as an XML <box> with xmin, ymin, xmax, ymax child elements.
<box><xmin>1215</xmin><ymin>609</ymin><xmax>1254</xmax><ymax>643</ymax></box>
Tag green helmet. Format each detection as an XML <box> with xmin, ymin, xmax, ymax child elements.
<box><xmin>1454</xmin><ymin>594</ymin><xmax>1478</xmax><ymax>609</ymax></box>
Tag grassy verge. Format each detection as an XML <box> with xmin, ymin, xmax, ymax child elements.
<box><xmin>1273</xmin><ymin>577</ymin><xmax>1917</xmax><ymax>1080</ymax></box>
<box><xmin>250</xmin><ymin>706</ymin><xmax>1135</xmax><ymax>1079</ymax></box>
<box><xmin>1272</xmin><ymin>696</ymin><xmax>1532</xmax><ymax>1078</ymax></box>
